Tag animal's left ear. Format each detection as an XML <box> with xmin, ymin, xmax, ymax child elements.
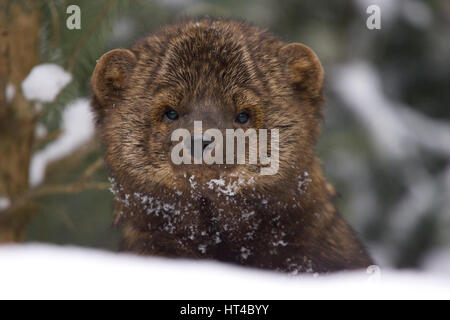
<box><xmin>279</xmin><ymin>43</ymin><xmax>324</xmax><ymax>98</ymax></box>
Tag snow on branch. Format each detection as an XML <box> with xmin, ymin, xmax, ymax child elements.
<box><xmin>21</xmin><ymin>64</ymin><xmax>72</xmax><ymax>103</ymax></box>
<box><xmin>332</xmin><ymin>62</ymin><xmax>450</xmax><ymax>160</ymax></box>
<box><xmin>29</xmin><ymin>98</ymin><xmax>95</xmax><ymax>187</ymax></box>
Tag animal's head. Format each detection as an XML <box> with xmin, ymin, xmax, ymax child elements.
<box><xmin>91</xmin><ymin>19</ymin><xmax>324</xmax><ymax>198</ymax></box>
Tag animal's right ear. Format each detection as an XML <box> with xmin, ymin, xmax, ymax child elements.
<box><xmin>91</xmin><ymin>49</ymin><xmax>137</xmax><ymax>108</ymax></box>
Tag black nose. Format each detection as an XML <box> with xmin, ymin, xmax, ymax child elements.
<box><xmin>190</xmin><ymin>135</ymin><xmax>213</xmax><ymax>159</ymax></box>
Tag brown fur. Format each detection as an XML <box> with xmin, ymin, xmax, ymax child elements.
<box><xmin>91</xmin><ymin>18</ymin><xmax>373</xmax><ymax>274</ymax></box>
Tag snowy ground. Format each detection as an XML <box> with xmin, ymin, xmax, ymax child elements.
<box><xmin>0</xmin><ymin>244</ymin><xmax>448</xmax><ymax>300</ymax></box>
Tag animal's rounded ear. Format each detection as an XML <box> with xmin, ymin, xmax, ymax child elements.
<box><xmin>279</xmin><ymin>43</ymin><xmax>324</xmax><ymax>98</ymax></box>
<box><xmin>91</xmin><ymin>49</ymin><xmax>137</xmax><ymax>107</ymax></box>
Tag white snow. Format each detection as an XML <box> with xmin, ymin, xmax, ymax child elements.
<box><xmin>6</xmin><ymin>83</ymin><xmax>15</xmax><ymax>103</ymax></box>
<box><xmin>0</xmin><ymin>197</ymin><xmax>10</xmax><ymax>211</ymax></box>
<box><xmin>21</xmin><ymin>64</ymin><xmax>72</xmax><ymax>103</ymax></box>
<box><xmin>333</xmin><ymin>62</ymin><xmax>414</xmax><ymax>160</ymax></box>
<box><xmin>206</xmin><ymin>177</ymin><xmax>240</xmax><ymax>196</ymax></box>
<box><xmin>332</xmin><ymin>62</ymin><xmax>450</xmax><ymax>160</ymax></box>
<box><xmin>0</xmin><ymin>244</ymin><xmax>448</xmax><ymax>299</ymax></box>
<box><xmin>112</xmin><ymin>18</ymin><xmax>136</xmax><ymax>42</ymax></box>
<box><xmin>29</xmin><ymin>98</ymin><xmax>95</xmax><ymax>186</ymax></box>
<box><xmin>423</xmin><ymin>250</ymin><xmax>450</xmax><ymax>277</ymax></box>
<box><xmin>332</xmin><ymin>62</ymin><xmax>450</xmax><ymax>264</ymax></box>
<box><xmin>34</xmin><ymin>123</ymin><xmax>48</xmax><ymax>139</ymax></box>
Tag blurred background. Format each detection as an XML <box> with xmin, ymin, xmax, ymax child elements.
<box><xmin>0</xmin><ymin>0</ymin><xmax>449</xmax><ymax>273</ymax></box>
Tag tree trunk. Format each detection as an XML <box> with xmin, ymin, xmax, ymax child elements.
<box><xmin>0</xmin><ymin>0</ymin><xmax>40</xmax><ymax>242</ymax></box>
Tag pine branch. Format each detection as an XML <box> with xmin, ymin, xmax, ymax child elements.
<box><xmin>0</xmin><ymin>158</ymin><xmax>109</xmax><ymax>226</ymax></box>
<box><xmin>65</xmin><ymin>0</ymin><xmax>117</xmax><ymax>72</ymax></box>
<box><xmin>47</xmin><ymin>0</ymin><xmax>61</xmax><ymax>47</ymax></box>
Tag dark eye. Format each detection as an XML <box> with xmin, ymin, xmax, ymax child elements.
<box><xmin>235</xmin><ymin>111</ymin><xmax>250</xmax><ymax>124</ymax></box>
<box><xmin>165</xmin><ymin>109</ymin><xmax>179</xmax><ymax>121</ymax></box>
